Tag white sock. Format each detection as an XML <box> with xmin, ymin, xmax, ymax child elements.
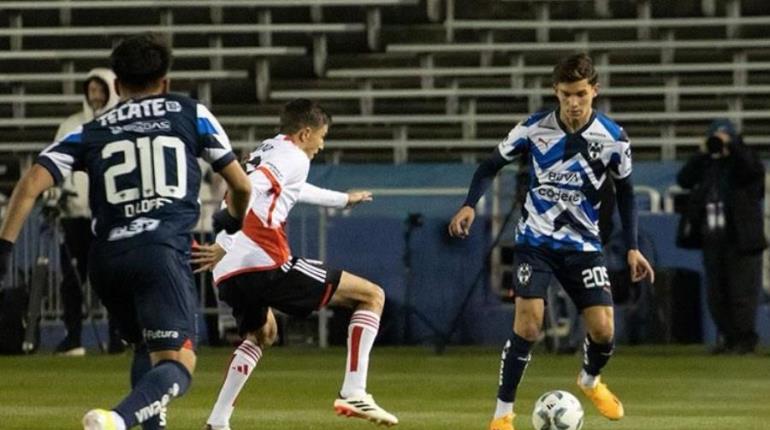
<box><xmin>494</xmin><ymin>399</ymin><xmax>513</xmax><ymax>419</ymax></box>
<box><xmin>579</xmin><ymin>369</ymin><xmax>599</xmax><ymax>388</ymax></box>
<box><xmin>110</xmin><ymin>411</ymin><xmax>126</xmax><ymax>430</ymax></box>
<box><xmin>207</xmin><ymin>340</ymin><xmax>262</xmax><ymax>427</ymax></box>
<box><xmin>340</xmin><ymin>310</ymin><xmax>380</xmax><ymax>398</ymax></box>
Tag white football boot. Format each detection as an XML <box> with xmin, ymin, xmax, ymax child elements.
<box><xmin>334</xmin><ymin>393</ymin><xmax>398</xmax><ymax>426</ymax></box>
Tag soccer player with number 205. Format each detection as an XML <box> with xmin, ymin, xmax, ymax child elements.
<box><xmin>449</xmin><ymin>53</ymin><xmax>654</xmax><ymax>430</ymax></box>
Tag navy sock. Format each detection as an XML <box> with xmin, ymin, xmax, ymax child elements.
<box><xmin>497</xmin><ymin>332</ymin><xmax>533</xmax><ymax>403</ymax></box>
<box><xmin>129</xmin><ymin>346</ymin><xmax>164</xmax><ymax>430</ymax></box>
<box><xmin>582</xmin><ymin>335</ymin><xmax>614</xmax><ymax>376</ymax></box>
<box><xmin>130</xmin><ymin>346</ymin><xmax>152</xmax><ymax>388</ymax></box>
<box><xmin>115</xmin><ymin>359</ymin><xmax>191</xmax><ymax>428</ymax></box>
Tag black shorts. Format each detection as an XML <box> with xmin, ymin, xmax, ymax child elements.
<box><xmin>217</xmin><ymin>257</ymin><xmax>343</xmax><ymax>335</ymax></box>
<box><xmin>89</xmin><ymin>244</ymin><xmax>198</xmax><ymax>352</ymax></box>
<box><xmin>512</xmin><ymin>245</ymin><xmax>613</xmax><ymax>310</ymax></box>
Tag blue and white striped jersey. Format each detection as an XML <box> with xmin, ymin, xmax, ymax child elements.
<box><xmin>36</xmin><ymin>93</ymin><xmax>236</xmax><ymax>254</ymax></box>
<box><xmin>499</xmin><ymin>109</ymin><xmax>632</xmax><ymax>252</ymax></box>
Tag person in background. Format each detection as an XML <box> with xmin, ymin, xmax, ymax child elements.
<box><xmin>52</xmin><ymin>68</ymin><xmax>124</xmax><ymax>356</ymax></box>
<box><xmin>677</xmin><ymin>119</ymin><xmax>766</xmax><ymax>355</ymax></box>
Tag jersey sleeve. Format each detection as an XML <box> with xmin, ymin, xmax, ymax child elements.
<box><xmin>609</xmin><ymin>133</ymin><xmax>633</xmax><ymax>179</ymax></box>
<box><xmin>35</xmin><ymin>125</ymin><xmax>87</xmax><ymax>185</ymax></box>
<box><xmin>298</xmin><ymin>183</ymin><xmax>348</xmax><ymax>208</ymax></box>
<box><xmin>196</xmin><ymin>103</ymin><xmax>237</xmax><ymax>172</ymax></box>
<box><xmin>496</xmin><ymin>121</ymin><xmax>530</xmax><ymax>161</ymax></box>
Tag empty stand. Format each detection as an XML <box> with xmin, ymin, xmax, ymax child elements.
<box><xmin>1</xmin><ymin>0</ymin><xmax>769</xmax><ymax>161</ymax></box>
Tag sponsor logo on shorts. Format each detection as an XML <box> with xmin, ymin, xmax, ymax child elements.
<box><xmin>143</xmin><ymin>329</ymin><xmax>180</xmax><ymax>340</ymax></box>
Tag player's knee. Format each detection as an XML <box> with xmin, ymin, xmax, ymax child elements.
<box><xmin>246</xmin><ymin>322</ymin><xmax>278</xmax><ymax>349</ymax></box>
<box><xmin>588</xmin><ymin>323</ymin><xmax>614</xmax><ymax>343</ymax></box>
<box><xmin>515</xmin><ymin>324</ymin><xmax>541</xmax><ymax>341</ymax></box>
<box><xmin>364</xmin><ymin>283</ymin><xmax>385</xmax><ymax>311</ymax></box>
<box><xmin>258</xmin><ymin>322</ymin><xmax>278</xmax><ymax>347</ymax></box>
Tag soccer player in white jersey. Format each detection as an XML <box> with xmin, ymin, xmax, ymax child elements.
<box><xmin>448</xmin><ymin>53</ymin><xmax>655</xmax><ymax>430</ymax></box>
<box><xmin>194</xmin><ymin>99</ymin><xmax>398</xmax><ymax>429</ymax></box>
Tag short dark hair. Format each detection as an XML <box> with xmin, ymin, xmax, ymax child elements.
<box><xmin>279</xmin><ymin>99</ymin><xmax>331</xmax><ymax>134</ymax></box>
<box><xmin>110</xmin><ymin>34</ymin><xmax>171</xmax><ymax>90</ymax></box>
<box><xmin>552</xmin><ymin>53</ymin><xmax>598</xmax><ymax>85</ymax></box>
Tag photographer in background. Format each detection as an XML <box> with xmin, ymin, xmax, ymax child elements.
<box><xmin>52</xmin><ymin>68</ymin><xmax>123</xmax><ymax>355</ymax></box>
<box><xmin>677</xmin><ymin>119</ymin><xmax>766</xmax><ymax>355</ymax></box>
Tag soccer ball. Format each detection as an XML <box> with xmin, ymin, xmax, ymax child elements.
<box><xmin>531</xmin><ymin>390</ymin><xmax>584</xmax><ymax>430</ymax></box>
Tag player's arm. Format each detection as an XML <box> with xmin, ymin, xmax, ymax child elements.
<box><xmin>449</xmin><ymin>149</ymin><xmax>508</xmax><ymax>238</ymax></box>
<box><xmin>220</xmin><ymin>160</ymin><xmax>251</xmax><ymax>218</ymax></box>
<box><xmin>0</xmin><ymin>164</ymin><xmax>56</xmax><ymax>277</ymax></box>
<box><xmin>196</xmin><ymin>103</ymin><xmax>251</xmax><ymax>233</ymax></box>
<box><xmin>299</xmin><ymin>182</ymin><xmax>372</xmax><ymax>208</ymax></box>
<box><xmin>450</xmin><ymin>121</ymin><xmax>527</xmax><ymax>238</ymax></box>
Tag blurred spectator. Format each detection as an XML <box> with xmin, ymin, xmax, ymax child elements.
<box><xmin>677</xmin><ymin>119</ymin><xmax>766</xmax><ymax>354</ymax></box>
<box><xmin>52</xmin><ymin>68</ymin><xmax>123</xmax><ymax>355</ymax></box>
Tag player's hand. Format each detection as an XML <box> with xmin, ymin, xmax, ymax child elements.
<box><xmin>0</xmin><ymin>239</ymin><xmax>13</xmax><ymax>282</ymax></box>
<box><xmin>627</xmin><ymin>249</ymin><xmax>655</xmax><ymax>283</ymax></box>
<box><xmin>448</xmin><ymin>206</ymin><xmax>475</xmax><ymax>238</ymax></box>
<box><xmin>346</xmin><ymin>190</ymin><xmax>373</xmax><ymax>208</ymax></box>
<box><xmin>191</xmin><ymin>242</ymin><xmax>226</xmax><ymax>273</ymax></box>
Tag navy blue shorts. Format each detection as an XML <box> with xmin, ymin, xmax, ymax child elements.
<box><xmin>512</xmin><ymin>245</ymin><xmax>613</xmax><ymax>310</ymax></box>
<box><xmin>89</xmin><ymin>244</ymin><xmax>198</xmax><ymax>352</ymax></box>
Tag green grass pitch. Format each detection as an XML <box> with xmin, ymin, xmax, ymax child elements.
<box><xmin>0</xmin><ymin>345</ymin><xmax>768</xmax><ymax>429</ymax></box>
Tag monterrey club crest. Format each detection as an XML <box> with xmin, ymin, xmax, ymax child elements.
<box><xmin>588</xmin><ymin>141</ymin><xmax>603</xmax><ymax>160</ymax></box>
<box><xmin>517</xmin><ymin>263</ymin><xmax>532</xmax><ymax>286</ymax></box>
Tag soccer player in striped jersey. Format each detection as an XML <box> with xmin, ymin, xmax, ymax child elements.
<box><xmin>194</xmin><ymin>99</ymin><xmax>398</xmax><ymax>429</ymax></box>
<box><xmin>0</xmin><ymin>34</ymin><xmax>252</xmax><ymax>430</ymax></box>
<box><xmin>449</xmin><ymin>53</ymin><xmax>654</xmax><ymax>430</ymax></box>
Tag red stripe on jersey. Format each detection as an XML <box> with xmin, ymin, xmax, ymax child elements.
<box><xmin>349</xmin><ymin>325</ymin><xmax>363</xmax><ymax>372</ymax></box>
<box><xmin>242</xmin><ymin>210</ymin><xmax>290</xmax><ymax>266</ymax></box>
<box><xmin>257</xmin><ymin>166</ymin><xmax>282</xmax><ymax>226</ymax></box>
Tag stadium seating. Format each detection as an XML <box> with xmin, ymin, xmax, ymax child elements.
<box><xmin>1</xmin><ymin>0</ymin><xmax>769</xmax><ymax>160</ymax></box>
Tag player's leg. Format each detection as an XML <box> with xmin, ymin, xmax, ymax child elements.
<box><xmin>83</xmin><ymin>245</ymin><xmax>197</xmax><ymax>430</ymax></box>
<box><xmin>327</xmin><ymin>272</ymin><xmax>384</xmax><ymax>396</ymax></box>
<box><xmin>490</xmin><ymin>246</ymin><xmax>552</xmax><ymax>430</ymax></box>
<box><xmin>577</xmin><ymin>305</ymin><xmax>623</xmax><ymax>420</ymax></box>
<box><xmin>490</xmin><ymin>297</ymin><xmax>544</xmax><ymax>430</ymax></box>
<box><xmin>128</xmin><ymin>344</ymin><xmax>165</xmax><ymax>430</ymax></box>
<box><xmin>206</xmin><ymin>305</ymin><xmax>277</xmax><ymax>430</ymax></box>
<box><xmin>560</xmin><ymin>251</ymin><xmax>623</xmax><ymax>420</ymax></box>
<box><xmin>320</xmin><ymin>270</ymin><xmax>396</xmax><ymax>426</ymax></box>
